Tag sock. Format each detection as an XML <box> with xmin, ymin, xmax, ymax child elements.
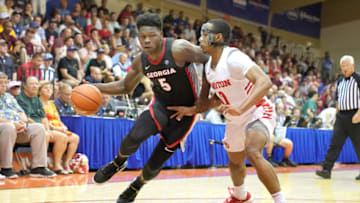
<box><xmin>113</xmin><ymin>155</ymin><xmax>127</xmax><ymax>167</ymax></box>
<box><xmin>233</xmin><ymin>184</ymin><xmax>247</xmax><ymax>200</ymax></box>
<box><xmin>272</xmin><ymin>191</ymin><xmax>286</xmax><ymax>203</ymax></box>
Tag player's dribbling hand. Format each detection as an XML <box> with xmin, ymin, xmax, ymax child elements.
<box><xmin>219</xmin><ymin>105</ymin><xmax>243</xmax><ymax>116</ymax></box>
<box><xmin>167</xmin><ymin>106</ymin><xmax>196</xmax><ymax>121</ymax></box>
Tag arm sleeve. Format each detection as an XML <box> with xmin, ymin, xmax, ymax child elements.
<box><xmin>227</xmin><ymin>50</ymin><xmax>257</xmax><ymax>80</ymax></box>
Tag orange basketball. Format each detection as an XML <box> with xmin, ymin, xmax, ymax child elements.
<box><xmin>71</xmin><ymin>84</ymin><xmax>102</xmax><ymax>115</ymax></box>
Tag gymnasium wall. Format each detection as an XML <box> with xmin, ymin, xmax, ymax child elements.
<box><xmin>320</xmin><ymin>19</ymin><xmax>360</xmax><ymax>73</ymax></box>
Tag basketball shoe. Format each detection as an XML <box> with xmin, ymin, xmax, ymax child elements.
<box><xmin>224</xmin><ymin>187</ymin><xmax>254</xmax><ymax>203</ymax></box>
<box><xmin>93</xmin><ymin>160</ymin><xmax>127</xmax><ymax>184</ymax></box>
<box><xmin>117</xmin><ymin>176</ymin><xmax>144</xmax><ymax>203</ymax></box>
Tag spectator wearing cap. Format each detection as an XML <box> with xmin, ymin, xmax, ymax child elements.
<box><xmin>7</xmin><ymin>80</ymin><xmax>21</xmax><ymax>97</ymax></box>
<box><xmin>57</xmin><ymin>46</ymin><xmax>81</xmax><ymax>86</ymax></box>
<box><xmin>45</xmin><ymin>19</ymin><xmax>58</xmax><ymax>49</ymax></box>
<box><xmin>10</xmin><ymin>10</ymin><xmax>23</xmax><ymax>38</ymax></box>
<box><xmin>40</xmin><ymin>53</ymin><xmax>56</xmax><ymax>82</ymax></box>
<box><xmin>26</xmin><ymin>21</ymin><xmax>46</xmax><ymax>53</ymax></box>
<box><xmin>86</xmin><ymin>48</ymin><xmax>114</xmax><ymax>82</ymax></box>
<box><xmin>85</xmin><ymin>48</ymin><xmax>105</xmax><ymax>76</ymax></box>
<box><xmin>0</xmin><ymin>39</ymin><xmax>16</xmax><ymax>80</ymax></box>
<box><xmin>17</xmin><ymin>52</ymin><xmax>43</xmax><ymax>81</ymax></box>
<box><xmin>0</xmin><ymin>0</ymin><xmax>14</xmax><ymax>17</ymax></box>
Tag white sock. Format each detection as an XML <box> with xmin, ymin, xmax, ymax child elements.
<box><xmin>233</xmin><ymin>184</ymin><xmax>247</xmax><ymax>200</ymax></box>
<box><xmin>272</xmin><ymin>191</ymin><xmax>286</xmax><ymax>203</ymax></box>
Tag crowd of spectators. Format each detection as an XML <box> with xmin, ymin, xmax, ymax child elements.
<box><xmin>0</xmin><ymin>0</ymin><xmax>342</xmax><ymax>178</ymax></box>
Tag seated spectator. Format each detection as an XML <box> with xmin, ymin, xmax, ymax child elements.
<box><xmin>85</xmin><ymin>66</ymin><xmax>102</xmax><ymax>83</ymax></box>
<box><xmin>85</xmin><ymin>48</ymin><xmax>114</xmax><ymax>82</ymax></box>
<box><xmin>57</xmin><ymin>46</ymin><xmax>81</xmax><ymax>86</ymax></box>
<box><xmin>266</xmin><ymin>126</ymin><xmax>297</xmax><ymax>167</ymax></box>
<box><xmin>16</xmin><ymin>76</ymin><xmax>69</xmax><ymax>175</ymax></box>
<box><xmin>318</xmin><ymin>107</ymin><xmax>336</xmax><ymax>129</ymax></box>
<box><xmin>110</xmin><ymin>28</ymin><xmax>126</xmax><ymax>53</ymax></box>
<box><xmin>112</xmin><ymin>53</ymin><xmax>129</xmax><ymax>80</ymax></box>
<box><xmin>108</xmin><ymin>12</ymin><xmax>121</xmax><ymax>34</ymax></box>
<box><xmin>18</xmin><ymin>29</ymin><xmax>35</xmax><ymax>65</ymax></box>
<box><xmin>17</xmin><ymin>52</ymin><xmax>43</xmax><ymax>81</ymax></box>
<box><xmin>53</xmin><ymin>28</ymin><xmax>72</xmax><ymax>57</ymax></box>
<box><xmin>11</xmin><ymin>10</ymin><xmax>23</xmax><ymax>38</ymax></box>
<box><xmin>283</xmin><ymin>107</ymin><xmax>307</xmax><ymax>128</ymax></box>
<box><xmin>38</xmin><ymin>80</ymin><xmax>80</xmax><ymax>174</ymax></box>
<box><xmin>102</xmin><ymin>44</ymin><xmax>113</xmax><ymax>69</ymax></box>
<box><xmin>40</xmin><ymin>53</ymin><xmax>56</xmax><ymax>82</ymax></box>
<box><xmin>97</xmin><ymin>95</ymin><xmax>116</xmax><ymax>117</ymax></box>
<box><xmin>0</xmin><ymin>39</ymin><xmax>16</xmax><ymax>80</ymax></box>
<box><xmin>99</xmin><ymin>19</ymin><xmax>112</xmax><ymax>42</ymax></box>
<box><xmin>0</xmin><ymin>21</ymin><xmax>19</xmax><ymax>55</ymax></box>
<box><xmin>7</xmin><ymin>80</ymin><xmax>21</xmax><ymax>97</ymax></box>
<box><xmin>54</xmin><ymin>82</ymin><xmax>76</xmax><ymax>115</ymax></box>
<box><xmin>0</xmin><ymin>72</ymin><xmax>55</xmax><ymax>178</ymax></box>
<box><xmin>78</xmin><ymin>39</ymin><xmax>96</xmax><ymax>70</ymax></box>
<box><xmin>45</xmin><ymin>19</ymin><xmax>58</xmax><ymax>49</ymax></box>
<box><xmin>301</xmin><ymin>90</ymin><xmax>318</xmax><ymax>119</ymax></box>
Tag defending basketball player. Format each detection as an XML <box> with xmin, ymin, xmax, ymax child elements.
<box><xmin>91</xmin><ymin>13</ymin><xmax>209</xmax><ymax>203</ymax></box>
<box><xmin>168</xmin><ymin>19</ymin><xmax>286</xmax><ymax>203</ymax></box>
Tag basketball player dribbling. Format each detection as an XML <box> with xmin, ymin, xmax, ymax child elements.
<box><xmin>91</xmin><ymin>13</ymin><xmax>209</xmax><ymax>203</ymax></box>
<box><xmin>168</xmin><ymin>19</ymin><xmax>286</xmax><ymax>203</ymax></box>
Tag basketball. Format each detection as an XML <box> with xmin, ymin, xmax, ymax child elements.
<box><xmin>71</xmin><ymin>84</ymin><xmax>102</xmax><ymax>115</ymax></box>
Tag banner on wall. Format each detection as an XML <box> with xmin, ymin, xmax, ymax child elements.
<box><xmin>179</xmin><ymin>0</ymin><xmax>201</xmax><ymax>6</ymax></box>
<box><xmin>207</xmin><ymin>0</ymin><xmax>321</xmax><ymax>38</ymax></box>
<box><xmin>272</xmin><ymin>3</ymin><xmax>321</xmax><ymax>38</ymax></box>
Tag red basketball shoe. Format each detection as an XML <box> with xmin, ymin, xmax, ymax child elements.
<box><xmin>224</xmin><ymin>187</ymin><xmax>254</xmax><ymax>203</ymax></box>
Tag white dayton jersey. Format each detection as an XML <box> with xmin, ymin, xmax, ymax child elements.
<box><xmin>205</xmin><ymin>47</ymin><xmax>275</xmax><ymax>152</ymax></box>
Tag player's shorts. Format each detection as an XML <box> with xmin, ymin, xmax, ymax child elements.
<box><xmin>149</xmin><ymin>99</ymin><xmax>197</xmax><ymax>151</ymax></box>
<box><xmin>222</xmin><ymin>103</ymin><xmax>275</xmax><ymax>152</ymax></box>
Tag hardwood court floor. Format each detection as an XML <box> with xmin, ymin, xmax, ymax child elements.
<box><xmin>0</xmin><ymin>164</ymin><xmax>359</xmax><ymax>203</ymax></box>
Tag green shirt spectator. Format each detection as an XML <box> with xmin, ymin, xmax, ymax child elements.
<box><xmin>301</xmin><ymin>91</ymin><xmax>318</xmax><ymax>118</ymax></box>
<box><xmin>16</xmin><ymin>91</ymin><xmax>46</xmax><ymax>123</ymax></box>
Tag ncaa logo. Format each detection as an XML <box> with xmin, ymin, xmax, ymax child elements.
<box><xmin>165</xmin><ymin>60</ymin><xmax>169</xmax><ymax>65</ymax></box>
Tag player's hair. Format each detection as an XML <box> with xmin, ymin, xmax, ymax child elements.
<box><xmin>136</xmin><ymin>13</ymin><xmax>162</xmax><ymax>31</ymax></box>
<box><xmin>207</xmin><ymin>19</ymin><xmax>231</xmax><ymax>45</ymax></box>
